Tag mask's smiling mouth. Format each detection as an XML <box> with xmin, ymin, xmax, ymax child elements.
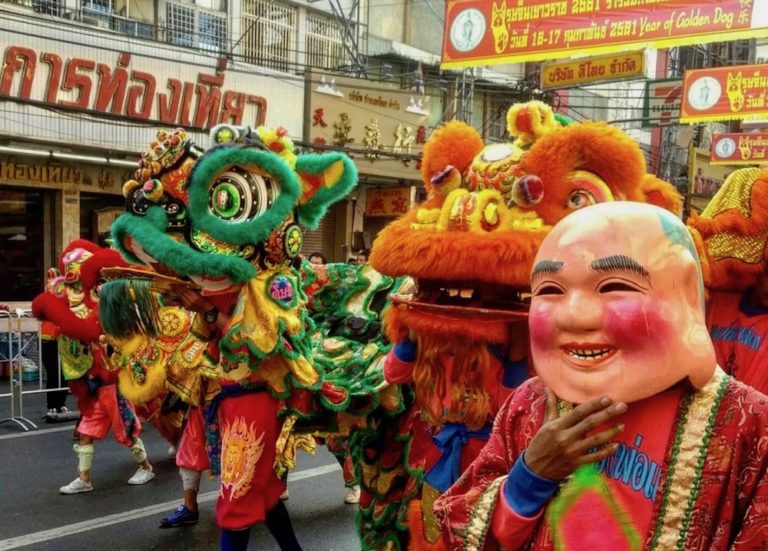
<box><xmin>561</xmin><ymin>343</ymin><xmax>617</xmax><ymax>366</ymax></box>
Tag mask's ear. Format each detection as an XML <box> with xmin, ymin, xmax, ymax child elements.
<box><xmin>641</xmin><ymin>174</ymin><xmax>683</xmax><ymax>216</ymax></box>
<box><xmin>295</xmin><ymin>153</ymin><xmax>357</xmax><ymax>229</ymax></box>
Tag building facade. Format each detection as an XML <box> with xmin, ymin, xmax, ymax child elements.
<box><xmin>0</xmin><ymin>0</ymin><xmax>530</xmax><ymax>299</ymax></box>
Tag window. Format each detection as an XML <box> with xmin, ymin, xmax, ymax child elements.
<box><xmin>199</xmin><ymin>11</ymin><xmax>227</xmax><ymax>53</ymax></box>
<box><xmin>485</xmin><ymin>96</ymin><xmax>513</xmax><ymax>142</ymax></box>
<box><xmin>241</xmin><ymin>0</ymin><xmax>296</xmax><ymax>72</ymax></box>
<box><xmin>306</xmin><ymin>12</ymin><xmax>345</xmax><ymax>70</ymax></box>
<box><xmin>32</xmin><ymin>0</ymin><xmax>63</xmax><ymax>16</ymax></box>
<box><xmin>81</xmin><ymin>0</ymin><xmax>111</xmax><ymax>21</ymax></box>
<box><xmin>167</xmin><ymin>3</ymin><xmax>196</xmax><ymax>47</ymax></box>
<box><xmin>167</xmin><ymin>1</ymin><xmax>227</xmax><ymax>53</ymax></box>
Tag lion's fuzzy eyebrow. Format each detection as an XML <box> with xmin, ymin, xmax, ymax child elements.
<box><xmin>590</xmin><ymin>255</ymin><xmax>650</xmax><ymax>283</ymax></box>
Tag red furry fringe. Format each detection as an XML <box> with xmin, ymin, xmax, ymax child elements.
<box><xmin>31</xmin><ymin>293</ymin><xmax>102</xmax><ymax>343</ymax></box>
<box><xmin>384</xmin><ymin>306</ymin><xmax>510</xmax><ymax>345</ymax></box>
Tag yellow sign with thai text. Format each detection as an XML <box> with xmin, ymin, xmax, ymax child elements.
<box><xmin>541</xmin><ymin>51</ymin><xmax>646</xmax><ymax>90</ymax></box>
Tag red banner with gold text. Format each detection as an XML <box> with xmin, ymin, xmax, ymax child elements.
<box><xmin>441</xmin><ymin>0</ymin><xmax>768</xmax><ymax>68</ymax></box>
<box><xmin>680</xmin><ymin>65</ymin><xmax>768</xmax><ymax>124</ymax></box>
<box><xmin>710</xmin><ymin>132</ymin><xmax>768</xmax><ymax>165</ymax></box>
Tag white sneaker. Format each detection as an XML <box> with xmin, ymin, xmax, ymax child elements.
<box><xmin>60</xmin><ymin>477</ymin><xmax>93</xmax><ymax>494</ymax></box>
<box><xmin>344</xmin><ymin>485</ymin><xmax>361</xmax><ymax>504</ymax></box>
<box><xmin>128</xmin><ymin>467</ymin><xmax>155</xmax><ymax>485</ymax></box>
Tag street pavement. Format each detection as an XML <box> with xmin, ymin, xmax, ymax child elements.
<box><xmin>0</xmin><ymin>388</ymin><xmax>360</xmax><ymax>550</ymax></box>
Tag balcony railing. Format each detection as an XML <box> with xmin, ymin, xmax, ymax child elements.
<box><xmin>1</xmin><ymin>0</ymin><xmax>350</xmax><ymax>72</ymax></box>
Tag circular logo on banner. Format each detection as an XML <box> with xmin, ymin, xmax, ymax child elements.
<box><xmin>269</xmin><ymin>275</ymin><xmax>295</xmax><ymax>306</ymax></box>
<box><xmin>687</xmin><ymin>77</ymin><xmax>722</xmax><ymax>111</ymax></box>
<box><xmin>714</xmin><ymin>137</ymin><xmax>737</xmax><ymax>158</ymax></box>
<box><xmin>449</xmin><ymin>9</ymin><xmax>486</xmax><ymax>53</ymax></box>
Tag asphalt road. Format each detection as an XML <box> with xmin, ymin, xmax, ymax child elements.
<box><xmin>0</xmin><ymin>387</ymin><xmax>360</xmax><ymax>551</ymax></box>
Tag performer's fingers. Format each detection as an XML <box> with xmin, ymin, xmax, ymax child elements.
<box><xmin>565</xmin><ymin>401</ymin><xmax>627</xmax><ymax>439</ymax></box>
<box><xmin>544</xmin><ymin>388</ymin><xmax>559</xmax><ymax>423</ymax></box>
<box><xmin>571</xmin><ymin>423</ymin><xmax>624</xmax><ymax>454</ymax></box>
<box><xmin>577</xmin><ymin>442</ymin><xmax>620</xmax><ymax>465</ymax></box>
<box><xmin>558</xmin><ymin>395</ymin><xmax>613</xmax><ymax>428</ymax></box>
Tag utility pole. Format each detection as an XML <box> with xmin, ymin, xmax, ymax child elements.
<box><xmin>455</xmin><ymin>68</ymin><xmax>474</xmax><ymax>123</ymax></box>
<box><xmin>660</xmin><ymin>47</ymin><xmax>681</xmax><ymax>182</ymax></box>
<box><xmin>327</xmin><ymin>0</ymin><xmax>367</xmax><ymax>77</ymax></box>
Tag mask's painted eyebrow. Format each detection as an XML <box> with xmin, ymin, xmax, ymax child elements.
<box><xmin>590</xmin><ymin>255</ymin><xmax>650</xmax><ymax>283</ymax></box>
<box><xmin>532</xmin><ymin>260</ymin><xmax>564</xmax><ymax>280</ymax></box>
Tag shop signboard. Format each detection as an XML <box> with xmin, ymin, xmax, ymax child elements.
<box><xmin>681</xmin><ymin>64</ymin><xmax>768</xmax><ymax>123</ymax></box>
<box><xmin>710</xmin><ymin>132</ymin><xmax>768</xmax><ymax>165</ymax></box>
<box><xmin>365</xmin><ymin>187</ymin><xmax>412</xmax><ymax>217</ymax></box>
<box><xmin>441</xmin><ymin>0</ymin><xmax>768</xmax><ymax>68</ymax></box>
<box><xmin>541</xmin><ymin>50</ymin><xmax>646</xmax><ymax>90</ymax></box>
<box><xmin>642</xmin><ymin>79</ymin><xmax>683</xmax><ymax>127</ymax></box>
<box><xmin>0</xmin><ymin>156</ymin><xmax>126</xmax><ymax>195</ymax></box>
<box><xmin>306</xmin><ymin>70</ymin><xmax>429</xmax><ymax>181</ymax></box>
<box><xmin>0</xmin><ymin>15</ymin><xmax>304</xmax><ymax>152</ymax></box>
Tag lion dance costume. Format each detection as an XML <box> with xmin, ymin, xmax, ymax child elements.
<box><xmin>688</xmin><ymin>167</ymin><xmax>768</xmax><ymax>393</ymax></box>
<box><xmin>365</xmin><ymin>101</ymin><xmax>682</xmax><ymax>549</ymax></box>
<box><xmin>103</xmin><ymin>125</ymin><xmax>359</xmax><ymax>549</ymax></box>
<box><xmin>32</xmin><ymin>240</ymin><xmax>154</xmax><ymax>493</ymax></box>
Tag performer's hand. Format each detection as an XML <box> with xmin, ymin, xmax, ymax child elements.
<box><xmin>167</xmin><ymin>286</ymin><xmax>213</xmax><ymax>314</ymax></box>
<box><xmin>523</xmin><ymin>389</ymin><xmax>627</xmax><ymax>481</ymax></box>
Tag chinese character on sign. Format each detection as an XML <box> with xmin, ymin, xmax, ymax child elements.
<box><xmin>312</xmin><ymin>136</ymin><xmax>327</xmax><ymax>153</ymax></box>
<box><xmin>363</xmin><ymin>118</ymin><xmax>382</xmax><ymax>160</ymax></box>
<box><xmin>98</xmin><ymin>169</ymin><xmax>114</xmax><ymax>190</ymax></box>
<box><xmin>368</xmin><ymin>196</ymin><xmax>385</xmax><ymax>214</ymax></box>
<box><xmin>312</xmin><ymin>108</ymin><xmax>328</xmax><ymax>127</ymax></box>
<box><xmin>393</xmin><ymin>124</ymin><xmax>416</xmax><ymax>154</ymax></box>
<box><xmin>333</xmin><ymin>113</ymin><xmax>354</xmax><ymax>147</ymax></box>
<box><xmin>738</xmin><ymin>9</ymin><xmax>750</xmax><ymax>24</ymax></box>
<box><xmin>416</xmin><ymin>125</ymin><xmax>427</xmax><ymax>145</ymax></box>
<box><xmin>391</xmin><ymin>195</ymin><xmax>408</xmax><ymax>214</ymax></box>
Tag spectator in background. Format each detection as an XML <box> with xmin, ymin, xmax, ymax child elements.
<box><xmin>308</xmin><ymin>252</ymin><xmax>327</xmax><ymax>267</ymax></box>
<box><xmin>41</xmin><ymin>320</ymin><xmax>71</xmax><ymax>421</ymax></box>
<box><xmin>355</xmin><ymin>250</ymin><xmax>369</xmax><ymax>265</ymax></box>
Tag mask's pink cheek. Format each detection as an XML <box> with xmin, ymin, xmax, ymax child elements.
<box><xmin>529</xmin><ymin>301</ymin><xmax>557</xmax><ymax>348</ymax></box>
<box><xmin>604</xmin><ymin>299</ymin><xmax>670</xmax><ymax>345</ymax></box>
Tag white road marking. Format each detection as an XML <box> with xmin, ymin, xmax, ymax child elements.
<box><xmin>0</xmin><ymin>424</ymin><xmax>75</xmax><ymax>440</ymax></box>
<box><xmin>0</xmin><ymin>463</ymin><xmax>341</xmax><ymax>550</ymax></box>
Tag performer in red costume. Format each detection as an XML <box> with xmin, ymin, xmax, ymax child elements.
<box><xmin>707</xmin><ymin>272</ymin><xmax>768</xmax><ymax>393</ymax></box>
<box><xmin>436</xmin><ymin>202</ymin><xmax>768</xmax><ymax>550</ymax></box>
<box><xmin>32</xmin><ymin>241</ymin><xmax>155</xmax><ymax>494</ymax></box>
<box><xmin>690</xmin><ymin>168</ymin><xmax>768</xmax><ymax>394</ymax></box>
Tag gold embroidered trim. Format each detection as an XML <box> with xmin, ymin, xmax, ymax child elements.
<box><xmin>464</xmin><ymin>476</ymin><xmax>505</xmax><ymax>551</ymax></box>
<box><xmin>652</xmin><ymin>367</ymin><xmax>727</xmax><ymax>549</ymax></box>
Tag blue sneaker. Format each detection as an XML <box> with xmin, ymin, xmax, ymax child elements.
<box><xmin>159</xmin><ymin>505</ymin><xmax>199</xmax><ymax>528</ymax></box>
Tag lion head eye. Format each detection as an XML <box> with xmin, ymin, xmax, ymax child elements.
<box><xmin>208</xmin><ymin>167</ymin><xmax>278</xmax><ymax>222</ymax></box>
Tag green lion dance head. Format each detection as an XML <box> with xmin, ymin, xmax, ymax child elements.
<box><xmin>112</xmin><ymin>125</ymin><xmax>357</xmax><ymax>293</ymax></box>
